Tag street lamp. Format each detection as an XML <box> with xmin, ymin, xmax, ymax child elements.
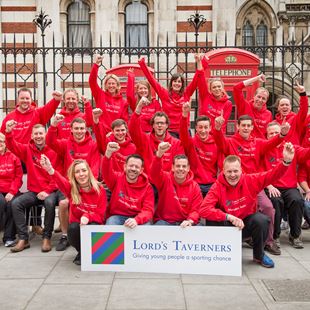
<box><xmin>187</xmin><ymin>10</ymin><xmax>206</xmax><ymax>49</ymax></box>
<box><xmin>33</xmin><ymin>9</ymin><xmax>52</xmax><ymax>105</ymax></box>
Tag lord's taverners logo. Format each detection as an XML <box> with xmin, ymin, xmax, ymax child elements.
<box><xmin>91</xmin><ymin>232</ymin><xmax>125</xmax><ymax>264</ymax></box>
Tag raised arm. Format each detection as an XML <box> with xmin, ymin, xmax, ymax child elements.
<box><xmin>46</xmin><ymin>115</ymin><xmax>68</xmax><ymax>155</ymax></box>
<box><xmin>37</xmin><ymin>91</ymin><xmax>62</xmax><ymax>125</ymax></box>
<box><xmin>101</xmin><ymin>142</ymin><xmax>121</xmax><ymax>190</ymax></box>
<box><xmin>89</xmin><ymin>55</ymin><xmax>106</xmax><ymax>105</ymax></box>
<box><xmin>4</xmin><ymin>121</ymin><xmax>28</xmax><ymax>161</ymax></box>
<box><xmin>92</xmin><ymin>108</ymin><xmax>108</xmax><ymax>155</ymax></box>
<box><xmin>294</xmin><ymin>82</ymin><xmax>308</xmax><ymax>129</ymax></box>
<box><xmin>212</xmin><ymin>112</ymin><xmax>231</xmax><ymax>156</ymax></box>
<box><xmin>149</xmin><ymin>142</ymin><xmax>171</xmax><ymax>188</ymax></box>
<box><xmin>138</xmin><ymin>57</ymin><xmax>169</xmax><ymax>101</ymax></box>
<box><xmin>126</xmin><ymin>68</ymin><xmax>137</xmax><ymax>112</ymax></box>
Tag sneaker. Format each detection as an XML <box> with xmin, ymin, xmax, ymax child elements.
<box><xmin>254</xmin><ymin>254</ymin><xmax>275</xmax><ymax>268</ymax></box>
<box><xmin>289</xmin><ymin>234</ymin><xmax>304</xmax><ymax>249</ymax></box>
<box><xmin>265</xmin><ymin>242</ymin><xmax>281</xmax><ymax>255</ymax></box>
<box><xmin>73</xmin><ymin>252</ymin><xmax>81</xmax><ymax>266</ymax></box>
<box><xmin>274</xmin><ymin>238</ymin><xmax>281</xmax><ymax>249</ymax></box>
<box><xmin>4</xmin><ymin>240</ymin><xmax>16</xmax><ymax>247</ymax></box>
<box><xmin>280</xmin><ymin>220</ymin><xmax>289</xmax><ymax>230</ymax></box>
<box><xmin>301</xmin><ymin>221</ymin><xmax>310</xmax><ymax>230</ymax></box>
<box><xmin>56</xmin><ymin>235</ymin><xmax>69</xmax><ymax>251</ymax></box>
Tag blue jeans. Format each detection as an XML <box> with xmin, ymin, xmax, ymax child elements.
<box><xmin>304</xmin><ymin>200</ymin><xmax>310</xmax><ymax>224</ymax></box>
<box><xmin>155</xmin><ymin>219</ymin><xmax>203</xmax><ymax>226</ymax></box>
<box><xmin>154</xmin><ymin>220</ymin><xmax>181</xmax><ymax>226</ymax></box>
<box><xmin>106</xmin><ymin>215</ymin><xmax>151</xmax><ymax>225</ymax></box>
<box><xmin>199</xmin><ymin>183</ymin><xmax>213</xmax><ymax>198</ymax></box>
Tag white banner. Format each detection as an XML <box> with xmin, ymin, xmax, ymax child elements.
<box><xmin>81</xmin><ymin>225</ymin><xmax>242</xmax><ymax>276</ymax></box>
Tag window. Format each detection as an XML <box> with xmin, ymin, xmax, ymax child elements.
<box><xmin>67</xmin><ymin>1</ymin><xmax>92</xmax><ymax>47</ymax></box>
<box><xmin>256</xmin><ymin>22</ymin><xmax>268</xmax><ymax>46</ymax></box>
<box><xmin>242</xmin><ymin>21</ymin><xmax>254</xmax><ymax>46</ymax></box>
<box><xmin>125</xmin><ymin>1</ymin><xmax>148</xmax><ymax>48</ymax></box>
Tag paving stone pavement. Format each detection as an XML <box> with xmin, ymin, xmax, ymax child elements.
<box><xmin>1</xmin><ymin>229</ymin><xmax>310</xmax><ymax>310</ymax></box>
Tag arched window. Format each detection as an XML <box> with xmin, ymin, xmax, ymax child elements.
<box><xmin>242</xmin><ymin>21</ymin><xmax>254</xmax><ymax>46</ymax></box>
<box><xmin>67</xmin><ymin>1</ymin><xmax>92</xmax><ymax>47</ymax></box>
<box><xmin>256</xmin><ymin>22</ymin><xmax>268</xmax><ymax>46</ymax></box>
<box><xmin>125</xmin><ymin>1</ymin><xmax>148</xmax><ymax>48</ymax></box>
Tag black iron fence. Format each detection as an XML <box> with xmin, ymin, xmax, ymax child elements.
<box><xmin>1</xmin><ymin>33</ymin><xmax>310</xmax><ymax>122</ymax></box>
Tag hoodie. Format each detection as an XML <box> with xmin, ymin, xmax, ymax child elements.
<box><xmin>89</xmin><ymin>64</ymin><xmax>129</xmax><ymax>131</ymax></box>
<box><xmin>263</xmin><ymin>142</ymin><xmax>310</xmax><ymax>188</ymax></box>
<box><xmin>93</xmin><ymin>122</ymin><xmax>136</xmax><ymax>173</ymax></box>
<box><xmin>46</xmin><ymin>126</ymin><xmax>100</xmax><ymax>178</ymax></box>
<box><xmin>1</xmin><ymin>98</ymin><xmax>60</xmax><ymax>144</ymax></box>
<box><xmin>197</xmin><ymin>69</ymin><xmax>232</xmax><ymax>133</ymax></box>
<box><xmin>200</xmin><ymin>161</ymin><xmax>290</xmax><ymax>221</ymax></box>
<box><xmin>233</xmin><ymin>82</ymin><xmax>272</xmax><ymax>139</ymax></box>
<box><xmin>5</xmin><ymin>132</ymin><xmax>58</xmax><ymax>193</ymax></box>
<box><xmin>56</xmin><ymin>101</ymin><xmax>93</xmax><ymax>139</ymax></box>
<box><xmin>212</xmin><ymin>128</ymin><xmax>284</xmax><ymax>173</ymax></box>
<box><xmin>180</xmin><ymin>115</ymin><xmax>221</xmax><ymax>184</ymax></box>
<box><xmin>129</xmin><ymin>111</ymin><xmax>184</xmax><ymax>175</ymax></box>
<box><xmin>138</xmin><ymin>57</ymin><xmax>199</xmax><ymax>133</ymax></box>
<box><xmin>0</xmin><ymin>150</ymin><xmax>23</xmax><ymax>195</ymax></box>
<box><xmin>151</xmin><ymin>156</ymin><xmax>203</xmax><ymax>224</ymax></box>
<box><xmin>102</xmin><ymin>156</ymin><xmax>154</xmax><ymax>225</ymax></box>
<box><xmin>52</xmin><ymin>169</ymin><xmax>106</xmax><ymax>224</ymax></box>
<box><xmin>126</xmin><ymin>70</ymin><xmax>162</xmax><ymax>132</ymax></box>
<box><xmin>274</xmin><ymin>94</ymin><xmax>308</xmax><ymax>145</ymax></box>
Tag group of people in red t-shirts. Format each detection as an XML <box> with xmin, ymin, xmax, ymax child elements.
<box><xmin>0</xmin><ymin>53</ymin><xmax>308</xmax><ymax>269</ymax></box>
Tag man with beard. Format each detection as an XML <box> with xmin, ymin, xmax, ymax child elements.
<box><xmin>102</xmin><ymin>142</ymin><xmax>154</xmax><ymax>228</ymax></box>
<box><xmin>129</xmin><ymin>99</ymin><xmax>184</xmax><ymax>176</ymax></box>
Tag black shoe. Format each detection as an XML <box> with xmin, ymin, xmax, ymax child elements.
<box><xmin>56</xmin><ymin>235</ymin><xmax>69</xmax><ymax>251</ymax></box>
<box><xmin>73</xmin><ymin>252</ymin><xmax>81</xmax><ymax>266</ymax></box>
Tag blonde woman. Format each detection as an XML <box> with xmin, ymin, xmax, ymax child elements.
<box><xmin>40</xmin><ymin>155</ymin><xmax>106</xmax><ymax>265</ymax></box>
<box><xmin>89</xmin><ymin>54</ymin><xmax>129</xmax><ymax>132</ymax></box>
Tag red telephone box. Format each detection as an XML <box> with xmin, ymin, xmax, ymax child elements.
<box><xmin>204</xmin><ymin>48</ymin><xmax>260</xmax><ymax>134</ymax></box>
<box><xmin>106</xmin><ymin>64</ymin><xmax>155</xmax><ymax>97</ymax></box>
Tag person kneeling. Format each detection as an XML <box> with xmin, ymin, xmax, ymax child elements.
<box><xmin>102</xmin><ymin>142</ymin><xmax>154</xmax><ymax>228</ymax></box>
<box><xmin>41</xmin><ymin>156</ymin><xmax>106</xmax><ymax>266</ymax></box>
<box><xmin>200</xmin><ymin>143</ymin><xmax>295</xmax><ymax>268</ymax></box>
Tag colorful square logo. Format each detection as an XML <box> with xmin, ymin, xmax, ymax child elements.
<box><xmin>91</xmin><ymin>232</ymin><xmax>125</xmax><ymax>265</ymax></box>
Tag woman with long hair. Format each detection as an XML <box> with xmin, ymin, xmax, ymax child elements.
<box><xmin>138</xmin><ymin>57</ymin><xmax>200</xmax><ymax>138</ymax></box>
<box><xmin>40</xmin><ymin>155</ymin><xmax>106</xmax><ymax>265</ymax></box>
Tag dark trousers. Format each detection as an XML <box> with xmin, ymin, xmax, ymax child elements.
<box><xmin>68</xmin><ymin>222</ymin><xmax>98</xmax><ymax>253</ymax></box>
<box><xmin>0</xmin><ymin>193</ymin><xmax>19</xmax><ymax>242</ymax></box>
<box><xmin>12</xmin><ymin>191</ymin><xmax>61</xmax><ymax>240</ymax></box>
<box><xmin>269</xmin><ymin>188</ymin><xmax>304</xmax><ymax>238</ymax></box>
<box><xmin>199</xmin><ymin>183</ymin><xmax>213</xmax><ymax>198</ymax></box>
<box><xmin>206</xmin><ymin>212</ymin><xmax>270</xmax><ymax>260</ymax></box>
